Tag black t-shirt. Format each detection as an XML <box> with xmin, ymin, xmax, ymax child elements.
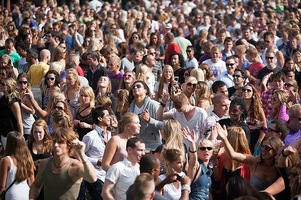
<box><xmin>256</xmin><ymin>66</ymin><xmax>282</xmax><ymax>81</ymax></box>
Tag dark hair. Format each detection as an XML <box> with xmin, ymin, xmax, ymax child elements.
<box><xmin>169</xmin><ymin>51</ymin><xmax>185</xmax><ymax>68</ymax></box>
<box><xmin>126</xmin><ymin>137</ymin><xmax>144</xmax><ymax>149</ymax></box>
<box><xmin>271</xmin><ymin>71</ymin><xmax>286</xmax><ymax>82</ymax></box>
<box><xmin>44</xmin><ymin>70</ymin><xmax>60</xmax><ymax>87</ymax></box>
<box><xmin>140</xmin><ymin>154</ymin><xmax>159</xmax><ymax>173</ymax></box>
<box><xmin>212</xmin><ymin>80</ymin><xmax>226</xmax><ymax>93</ymax></box>
<box><xmin>270</xmin><ymin>119</ymin><xmax>289</xmax><ymax>140</ymax></box>
<box><xmin>129</xmin><ymin>80</ymin><xmax>150</xmax><ymax>103</ymax></box>
<box><xmin>92</xmin><ymin>106</ymin><xmax>108</xmax><ymax>124</ymax></box>
<box><xmin>230</xmin><ymin>97</ymin><xmax>248</xmax><ymax>121</ymax></box>
<box><xmin>15</xmin><ymin>41</ymin><xmax>29</xmax><ymax>51</ymax></box>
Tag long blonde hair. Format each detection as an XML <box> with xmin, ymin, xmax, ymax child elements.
<box><xmin>157</xmin><ymin>65</ymin><xmax>174</xmax><ymax>99</ymax></box>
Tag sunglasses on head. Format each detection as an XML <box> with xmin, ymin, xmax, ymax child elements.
<box><xmin>199</xmin><ymin>147</ymin><xmax>213</xmax><ymax>151</ymax></box>
<box><xmin>131</xmin><ymin>84</ymin><xmax>143</xmax><ymax>90</ymax></box>
<box><xmin>187</xmin><ymin>82</ymin><xmax>197</xmax><ymax>87</ymax></box>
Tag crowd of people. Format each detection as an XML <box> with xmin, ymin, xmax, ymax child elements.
<box><xmin>1</xmin><ymin>0</ymin><xmax>301</xmax><ymax>199</ymax></box>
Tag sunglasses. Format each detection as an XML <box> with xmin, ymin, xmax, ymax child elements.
<box><xmin>186</xmin><ymin>50</ymin><xmax>192</xmax><ymax>53</ymax></box>
<box><xmin>124</xmin><ymin>74</ymin><xmax>132</xmax><ymax>78</ymax></box>
<box><xmin>199</xmin><ymin>147</ymin><xmax>213</xmax><ymax>151</ymax></box>
<box><xmin>149</xmin><ymin>52</ymin><xmax>156</xmax><ymax>55</ymax></box>
<box><xmin>0</xmin><ymin>82</ymin><xmax>7</xmax><ymax>86</ymax></box>
<box><xmin>233</xmin><ymin>74</ymin><xmax>244</xmax><ymax>78</ymax></box>
<box><xmin>226</xmin><ymin>63</ymin><xmax>235</xmax><ymax>67</ymax></box>
<box><xmin>242</xmin><ymin>88</ymin><xmax>252</xmax><ymax>93</ymax></box>
<box><xmin>46</xmin><ymin>77</ymin><xmax>55</xmax><ymax>81</ymax></box>
<box><xmin>266</xmin><ymin>57</ymin><xmax>274</xmax><ymax>60</ymax></box>
<box><xmin>268</xmin><ymin>127</ymin><xmax>278</xmax><ymax>132</ymax></box>
<box><xmin>260</xmin><ymin>145</ymin><xmax>273</xmax><ymax>151</ymax></box>
<box><xmin>54</xmin><ymin>106</ymin><xmax>64</xmax><ymax>110</ymax></box>
<box><xmin>131</xmin><ymin>84</ymin><xmax>143</xmax><ymax>90</ymax></box>
<box><xmin>187</xmin><ymin>82</ymin><xmax>197</xmax><ymax>87</ymax></box>
<box><xmin>19</xmin><ymin>81</ymin><xmax>28</xmax><ymax>84</ymax></box>
<box><xmin>285</xmin><ymin>83</ymin><xmax>294</xmax><ymax>87</ymax></box>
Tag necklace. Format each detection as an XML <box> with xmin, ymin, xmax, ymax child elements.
<box><xmin>53</xmin><ymin>157</ymin><xmax>70</xmax><ymax>169</ymax></box>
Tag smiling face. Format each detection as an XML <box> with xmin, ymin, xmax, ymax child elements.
<box><xmin>242</xmin><ymin>85</ymin><xmax>253</xmax><ymax>100</ymax></box>
<box><xmin>46</xmin><ymin>73</ymin><xmax>56</xmax><ymax>87</ymax></box>
<box><xmin>128</xmin><ymin>141</ymin><xmax>146</xmax><ymax>163</ymax></box>
<box><xmin>260</xmin><ymin>140</ymin><xmax>275</xmax><ymax>160</ymax></box>
<box><xmin>168</xmin><ymin>155</ymin><xmax>184</xmax><ymax>173</ymax></box>
<box><xmin>229</xmin><ymin>104</ymin><xmax>243</xmax><ymax>122</ymax></box>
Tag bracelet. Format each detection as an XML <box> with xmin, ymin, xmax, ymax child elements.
<box><xmin>189</xmin><ymin>148</ymin><xmax>197</xmax><ymax>153</ymax></box>
<box><xmin>282</xmin><ymin>149</ymin><xmax>288</xmax><ymax>157</ymax></box>
<box><xmin>181</xmin><ymin>184</ymin><xmax>191</xmax><ymax>194</ymax></box>
<box><xmin>160</xmin><ymin>102</ymin><xmax>166</xmax><ymax>107</ymax></box>
<box><xmin>28</xmin><ymin>96</ymin><xmax>33</xmax><ymax>100</ymax></box>
<box><xmin>82</xmin><ymin>160</ymin><xmax>88</xmax><ymax>164</ymax></box>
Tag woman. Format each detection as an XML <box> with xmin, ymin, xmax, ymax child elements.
<box><xmin>50</xmin><ymin>45</ymin><xmax>67</xmax><ymax>70</ymax></box>
<box><xmin>136</xmin><ymin>64</ymin><xmax>155</xmax><ymax>96</ymax></box>
<box><xmin>182</xmin><ymin>76</ymin><xmax>197</xmax><ymax>106</ymax></box>
<box><xmin>0</xmin><ymin>78</ymin><xmax>23</xmax><ymax>148</ymax></box>
<box><xmin>65</xmin><ymin>68</ymin><xmax>81</xmax><ymax>117</ymax></box>
<box><xmin>114</xmin><ymin>89</ymin><xmax>129</xmax><ymax>120</ymax></box>
<box><xmin>148</xmin><ymin>33</ymin><xmax>165</xmax><ymax>66</ymax></box>
<box><xmin>128</xmin><ymin>32</ymin><xmax>141</xmax><ymax>51</ymax></box>
<box><xmin>95</xmin><ymin>75</ymin><xmax>116</xmax><ymax>112</ymax></box>
<box><xmin>217</xmin><ymin>124</ymin><xmax>284</xmax><ymax>192</ymax></box>
<box><xmin>74</xmin><ymin>86</ymin><xmax>95</xmax><ymax>140</ymax></box>
<box><xmin>242</xmin><ymin>83</ymin><xmax>267</xmax><ymax>152</ymax></box>
<box><xmin>195</xmin><ymin>81</ymin><xmax>212</xmax><ymax>111</ymax></box>
<box><xmin>50</xmin><ymin>110</ymin><xmax>74</xmax><ymax>130</ymax></box>
<box><xmin>183</xmin><ymin>129</ymin><xmax>213</xmax><ymax>200</ymax></box>
<box><xmin>154</xmin><ymin>65</ymin><xmax>174</xmax><ymax>104</ymax></box>
<box><xmin>159</xmin><ymin>149</ymin><xmax>185</xmax><ymax>200</ymax></box>
<box><xmin>169</xmin><ymin>52</ymin><xmax>186</xmax><ymax>85</ymax></box>
<box><xmin>0</xmin><ymin>55</ymin><xmax>17</xmax><ymax>79</ymax></box>
<box><xmin>42</xmin><ymin>70</ymin><xmax>60</xmax><ymax>110</ymax></box>
<box><xmin>119</xmin><ymin>71</ymin><xmax>136</xmax><ymax>92</ymax></box>
<box><xmin>101</xmin><ymin>112</ymin><xmax>141</xmax><ymax>171</ymax></box>
<box><xmin>270</xmin><ymin>90</ymin><xmax>289</xmax><ymax>123</ymax></box>
<box><xmin>128</xmin><ymin>80</ymin><xmax>162</xmax><ymax>150</ymax></box>
<box><xmin>292</xmin><ymin>49</ymin><xmax>301</xmax><ymax>72</ymax></box>
<box><xmin>0</xmin><ymin>131</ymin><xmax>34</xmax><ymax>199</ymax></box>
<box><xmin>200</xmin><ymin>63</ymin><xmax>215</xmax><ymax>88</ymax></box>
<box><xmin>17</xmin><ymin>73</ymin><xmax>35</xmax><ymax>139</ymax></box>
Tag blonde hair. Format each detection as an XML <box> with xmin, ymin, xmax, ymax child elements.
<box><xmin>272</xmin><ymin>90</ymin><xmax>289</xmax><ymax>119</ymax></box>
<box><xmin>45</xmin><ymin>92</ymin><xmax>66</xmax><ymax>114</ymax></box>
<box><xmin>51</xmin><ymin>110</ymin><xmax>73</xmax><ymax>129</ymax></box>
<box><xmin>136</xmin><ymin>64</ymin><xmax>148</xmax><ymax>83</ymax></box>
<box><xmin>65</xmin><ymin>68</ymin><xmax>81</xmax><ymax>91</ymax></box>
<box><xmin>3</xmin><ymin>78</ymin><xmax>18</xmax><ymax>101</ymax></box>
<box><xmin>117</xmin><ymin>112</ymin><xmax>138</xmax><ymax>133</ymax></box>
<box><xmin>79</xmin><ymin>86</ymin><xmax>95</xmax><ymax>108</ymax></box>
<box><xmin>190</xmin><ymin>68</ymin><xmax>204</xmax><ymax>81</ymax></box>
<box><xmin>157</xmin><ymin>65</ymin><xmax>174</xmax><ymax>99</ymax></box>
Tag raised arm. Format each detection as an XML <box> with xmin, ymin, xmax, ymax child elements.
<box><xmin>101</xmin><ymin>136</ymin><xmax>119</xmax><ymax>171</ymax></box>
<box><xmin>11</xmin><ymin>101</ymin><xmax>23</xmax><ymax>135</ymax></box>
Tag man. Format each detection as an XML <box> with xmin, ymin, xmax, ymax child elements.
<box><xmin>82</xmin><ymin>107</ymin><xmax>112</xmax><ymax>200</ymax></box>
<box><xmin>86</xmin><ymin>51</ymin><xmax>108</xmax><ymax>91</ymax></box>
<box><xmin>185</xmin><ymin>46</ymin><xmax>198</xmax><ymax>69</ymax></box>
<box><xmin>285</xmin><ymin>104</ymin><xmax>301</xmax><ymax>146</ymax></box>
<box><xmin>242</xmin><ymin>26</ymin><xmax>257</xmax><ymax>46</ymax></box>
<box><xmin>228</xmin><ymin>68</ymin><xmax>246</xmax><ymax>97</ymax></box>
<box><xmin>27</xmin><ymin>49</ymin><xmax>50</xmax><ymax>86</ymax></box>
<box><xmin>214</xmin><ymin>28</ymin><xmax>227</xmax><ymax>50</ymax></box>
<box><xmin>102</xmin><ymin>137</ymin><xmax>145</xmax><ymax>200</ymax></box>
<box><xmin>196</xmin><ymin>12</ymin><xmax>211</xmax><ymax>33</ymax></box>
<box><xmin>173</xmin><ymin>25</ymin><xmax>192</xmax><ymax>61</ymax></box>
<box><xmin>211</xmin><ymin>80</ymin><xmax>229</xmax><ymax>97</ymax></box>
<box><xmin>145</xmin><ymin>48</ymin><xmax>162</xmax><ymax>83</ymax></box>
<box><xmin>0</xmin><ymin>38</ymin><xmax>20</xmax><ymax>68</ymax></box>
<box><xmin>201</xmin><ymin>94</ymin><xmax>229</xmax><ymax>138</ymax></box>
<box><xmin>164</xmin><ymin>32</ymin><xmax>181</xmax><ymax>65</ymax></box>
<box><xmin>66</xmin><ymin>23</ymin><xmax>84</xmax><ymax>53</ymax></box>
<box><xmin>15</xmin><ymin>41</ymin><xmax>29</xmax><ymax>73</ymax></box>
<box><xmin>158</xmin><ymin>93</ymin><xmax>208</xmax><ymax>145</ymax></box>
<box><xmin>29</xmin><ymin>128</ymin><xmax>97</xmax><ymax>200</ymax></box>
<box><xmin>108</xmin><ymin>55</ymin><xmax>123</xmax><ymax>94</ymax></box>
<box><xmin>226</xmin><ymin>14</ymin><xmax>241</xmax><ymax>38</ymax></box>
<box><xmin>202</xmin><ymin>45</ymin><xmax>226</xmax><ymax>79</ymax></box>
<box><xmin>222</xmin><ymin>37</ymin><xmax>235</xmax><ymax>60</ymax></box>
<box><xmin>217</xmin><ymin>56</ymin><xmax>237</xmax><ymax>88</ymax></box>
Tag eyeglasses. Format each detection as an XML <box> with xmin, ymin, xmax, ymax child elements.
<box><xmin>233</xmin><ymin>74</ymin><xmax>244</xmax><ymax>78</ymax></box>
<box><xmin>0</xmin><ymin>82</ymin><xmax>7</xmax><ymax>86</ymax></box>
<box><xmin>266</xmin><ymin>57</ymin><xmax>274</xmax><ymax>60</ymax></box>
<box><xmin>149</xmin><ymin>52</ymin><xmax>156</xmax><ymax>55</ymax></box>
<box><xmin>124</xmin><ymin>74</ymin><xmax>132</xmax><ymax>78</ymax></box>
<box><xmin>187</xmin><ymin>82</ymin><xmax>197</xmax><ymax>87</ymax></box>
<box><xmin>226</xmin><ymin>63</ymin><xmax>235</xmax><ymax>67</ymax></box>
<box><xmin>131</xmin><ymin>84</ymin><xmax>143</xmax><ymax>90</ymax></box>
<box><xmin>54</xmin><ymin>105</ymin><xmax>64</xmax><ymax>110</ymax></box>
<box><xmin>260</xmin><ymin>145</ymin><xmax>273</xmax><ymax>151</ymax></box>
<box><xmin>268</xmin><ymin>127</ymin><xmax>278</xmax><ymax>132</ymax></box>
<box><xmin>18</xmin><ymin>81</ymin><xmax>28</xmax><ymax>84</ymax></box>
<box><xmin>186</xmin><ymin>50</ymin><xmax>192</xmax><ymax>53</ymax></box>
<box><xmin>199</xmin><ymin>147</ymin><xmax>213</xmax><ymax>151</ymax></box>
<box><xmin>285</xmin><ymin>83</ymin><xmax>294</xmax><ymax>87</ymax></box>
<box><xmin>242</xmin><ymin>88</ymin><xmax>252</xmax><ymax>93</ymax></box>
<box><xmin>46</xmin><ymin>77</ymin><xmax>55</xmax><ymax>81</ymax></box>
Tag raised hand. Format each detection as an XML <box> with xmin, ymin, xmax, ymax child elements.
<box><xmin>182</xmin><ymin>127</ymin><xmax>195</xmax><ymax>144</ymax></box>
<box><xmin>215</xmin><ymin>123</ymin><xmax>228</xmax><ymax>140</ymax></box>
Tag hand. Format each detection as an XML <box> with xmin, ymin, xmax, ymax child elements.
<box><xmin>73</xmin><ymin>120</ymin><xmax>80</xmax><ymax>126</ymax></box>
<box><xmin>283</xmin><ymin>146</ymin><xmax>297</xmax><ymax>156</ymax></box>
<box><xmin>180</xmin><ymin>175</ymin><xmax>191</xmax><ymax>185</ymax></box>
<box><xmin>182</xmin><ymin>127</ymin><xmax>195</xmax><ymax>144</ymax></box>
<box><xmin>70</xmin><ymin>139</ymin><xmax>85</xmax><ymax>154</ymax></box>
<box><xmin>24</xmin><ymin>87</ymin><xmax>34</xmax><ymax>99</ymax></box>
<box><xmin>140</xmin><ymin>109</ymin><xmax>150</xmax><ymax>122</ymax></box>
<box><xmin>79</xmin><ymin>122</ymin><xmax>90</xmax><ymax>129</ymax></box>
<box><xmin>161</xmin><ymin>92</ymin><xmax>169</xmax><ymax>103</ymax></box>
<box><xmin>164</xmin><ymin>171</ymin><xmax>178</xmax><ymax>184</ymax></box>
<box><xmin>215</xmin><ymin>123</ymin><xmax>227</xmax><ymax>140</ymax></box>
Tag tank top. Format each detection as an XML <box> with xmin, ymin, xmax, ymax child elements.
<box><xmin>110</xmin><ymin>137</ymin><xmax>128</xmax><ymax>165</ymax></box>
<box><xmin>43</xmin><ymin>157</ymin><xmax>81</xmax><ymax>200</ymax></box>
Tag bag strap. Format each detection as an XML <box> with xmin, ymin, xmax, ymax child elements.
<box><xmin>192</xmin><ymin>164</ymin><xmax>201</xmax><ymax>183</ymax></box>
<box><xmin>4</xmin><ymin>179</ymin><xmax>17</xmax><ymax>193</ymax></box>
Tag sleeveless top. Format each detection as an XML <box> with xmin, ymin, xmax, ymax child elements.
<box><xmin>43</xmin><ymin>157</ymin><xmax>81</xmax><ymax>200</ymax></box>
<box><xmin>5</xmin><ymin>156</ymin><xmax>30</xmax><ymax>200</ymax></box>
<box><xmin>28</xmin><ymin>142</ymin><xmax>51</xmax><ymax>161</ymax></box>
<box><xmin>0</xmin><ymin>96</ymin><xmax>19</xmax><ymax>137</ymax></box>
<box><xmin>190</xmin><ymin>159</ymin><xmax>212</xmax><ymax>200</ymax></box>
<box><xmin>42</xmin><ymin>89</ymin><xmax>50</xmax><ymax>110</ymax></box>
<box><xmin>67</xmin><ymin>90</ymin><xmax>80</xmax><ymax>117</ymax></box>
<box><xmin>74</xmin><ymin>106</ymin><xmax>94</xmax><ymax>140</ymax></box>
<box><xmin>20</xmin><ymin>96</ymin><xmax>35</xmax><ymax>129</ymax></box>
<box><xmin>110</xmin><ymin>137</ymin><xmax>128</xmax><ymax>165</ymax></box>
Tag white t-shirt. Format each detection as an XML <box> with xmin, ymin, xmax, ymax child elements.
<box><xmin>202</xmin><ymin>59</ymin><xmax>226</xmax><ymax>79</ymax></box>
<box><xmin>159</xmin><ymin>174</ymin><xmax>182</xmax><ymax>200</ymax></box>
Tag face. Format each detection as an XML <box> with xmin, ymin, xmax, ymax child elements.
<box><xmin>131</xmin><ymin>82</ymin><xmax>146</xmax><ymax>97</ymax></box>
<box><xmin>264</xmin><ymin>36</ymin><xmax>274</xmax><ymax>48</ymax></box>
<box><xmin>108</xmin><ymin>62</ymin><xmax>118</xmax><ymax>73</ymax></box>
<box><xmin>266</xmin><ymin>123</ymin><xmax>281</xmax><ymax>138</ymax></box>
<box><xmin>215</xmin><ymin>98</ymin><xmax>229</xmax><ymax>117</ymax></box>
<box><xmin>294</xmin><ymin>52</ymin><xmax>301</xmax><ymax>63</ymax></box>
<box><xmin>128</xmin><ymin>116</ymin><xmax>141</xmax><ymax>135</ymax></box>
<box><xmin>211</xmin><ymin>49</ymin><xmax>220</xmax><ymax>60</ymax></box>
<box><xmin>284</xmin><ymin>81</ymin><xmax>295</xmax><ymax>91</ymax></box>
<box><xmin>18</xmin><ymin>77</ymin><xmax>28</xmax><ymax>90</ymax></box>
<box><xmin>171</xmin><ymin>55</ymin><xmax>179</xmax><ymax>66</ymax></box>
<box><xmin>164</xmin><ymin>68</ymin><xmax>173</xmax><ymax>81</ymax></box>
<box><xmin>242</xmin><ymin>85</ymin><xmax>253</xmax><ymax>100</ymax></box>
<box><xmin>66</xmin><ymin>73</ymin><xmax>76</xmax><ymax>86</ymax></box>
<box><xmin>46</xmin><ymin>73</ymin><xmax>56</xmax><ymax>86</ymax></box>
<box><xmin>186</xmin><ymin>48</ymin><xmax>194</xmax><ymax>58</ymax></box>
<box><xmin>80</xmin><ymin>92</ymin><xmax>91</xmax><ymax>105</ymax></box>
<box><xmin>272</xmin><ymin>93</ymin><xmax>281</xmax><ymax>108</ymax></box>
<box><xmin>186</xmin><ymin>80</ymin><xmax>197</xmax><ymax>94</ymax></box>
<box><xmin>229</xmin><ymin>104</ymin><xmax>243</xmax><ymax>122</ymax></box>
<box><xmin>286</xmin><ymin>72</ymin><xmax>295</xmax><ymax>80</ymax></box>
<box><xmin>168</xmin><ymin>155</ymin><xmax>184</xmax><ymax>173</ymax></box>
<box><xmin>123</xmin><ymin>72</ymin><xmax>134</xmax><ymax>83</ymax></box>
<box><xmin>224</xmin><ymin>41</ymin><xmax>233</xmax><ymax>50</ymax></box>
<box><xmin>151</xmin><ymin>159</ymin><xmax>161</xmax><ymax>181</ymax></box>
<box><xmin>272</xmin><ymin>78</ymin><xmax>284</xmax><ymax>90</ymax></box>
<box><xmin>33</xmin><ymin>125</ymin><xmax>45</xmax><ymax>142</ymax></box>
<box><xmin>0</xmin><ymin>80</ymin><xmax>8</xmax><ymax>92</ymax></box>
<box><xmin>265</xmin><ymin>53</ymin><xmax>275</xmax><ymax>66</ymax></box>
<box><xmin>233</xmin><ymin>71</ymin><xmax>245</xmax><ymax>86</ymax></box>
<box><xmin>128</xmin><ymin>141</ymin><xmax>145</xmax><ymax>163</ymax></box>
<box><xmin>260</xmin><ymin>140</ymin><xmax>275</xmax><ymax>160</ymax></box>
<box><xmin>52</xmin><ymin>139</ymin><xmax>68</xmax><ymax>156</ymax></box>
<box><xmin>100</xmin><ymin>110</ymin><xmax>111</xmax><ymax>126</ymax></box>
<box><xmin>98</xmin><ymin>76</ymin><xmax>109</xmax><ymax>88</ymax></box>
<box><xmin>216</xmin><ymin>86</ymin><xmax>228</xmax><ymax>97</ymax></box>
<box><xmin>132</xmin><ymin>34</ymin><xmax>139</xmax><ymax>42</ymax></box>
<box><xmin>54</xmin><ymin>101</ymin><xmax>65</xmax><ymax>111</ymax></box>
<box><xmin>198</xmin><ymin>143</ymin><xmax>213</xmax><ymax>162</ymax></box>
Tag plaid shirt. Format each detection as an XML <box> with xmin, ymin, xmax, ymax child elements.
<box><xmin>261</xmin><ymin>88</ymin><xmax>274</xmax><ymax>120</ymax></box>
